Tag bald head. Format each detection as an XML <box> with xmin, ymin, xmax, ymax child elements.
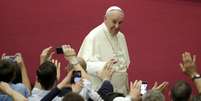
<box><xmin>104</xmin><ymin>6</ymin><xmax>124</xmax><ymax>36</ymax></box>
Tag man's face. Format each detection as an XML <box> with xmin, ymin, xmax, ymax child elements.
<box><xmin>104</xmin><ymin>10</ymin><xmax>124</xmax><ymax>36</ymax></box>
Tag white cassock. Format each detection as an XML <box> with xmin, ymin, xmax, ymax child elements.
<box><xmin>78</xmin><ymin>23</ymin><xmax>130</xmax><ymax>94</ymax></box>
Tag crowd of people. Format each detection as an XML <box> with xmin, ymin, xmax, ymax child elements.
<box><xmin>0</xmin><ymin>45</ymin><xmax>200</xmax><ymax>101</ymax></box>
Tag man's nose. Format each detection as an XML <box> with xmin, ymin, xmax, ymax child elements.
<box><xmin>115</xmin><ymin>23</ymin><xmax>119</xmax><ymax>28</ymax></box>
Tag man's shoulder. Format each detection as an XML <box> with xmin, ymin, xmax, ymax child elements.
<box><xmin>10</xmin><ymin>83</ymin><xmax>27</xmax><ymax>90</ymax></box>
<box><xmin>85</xmin><ymin>24</ymin><xmax>105</xmax><ymax>40</ymax></box>
<box><xmin>29</xmin><ymin>88</ymin><xmax>49</xmax><ymax>100</ymax></box>
<box><xmin>10</xmin><ymin>83</ymin><xmax>30</xmax><ymax>97</ymax></box>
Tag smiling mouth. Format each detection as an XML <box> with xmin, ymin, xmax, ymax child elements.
<box><xmin>115</xmin><ymin>29</ymin><xmax>119</xmax><ymax>32</ymax></box>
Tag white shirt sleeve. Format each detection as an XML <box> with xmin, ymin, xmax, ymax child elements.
<box><xmin>88</xmin><ymin>89</ymin><xmax>104</xmax><ymax>101</ymax></box>
<box><xmin>79</xmin><ymin>79</ymin><xmax>104</xmax><ymax>101</ymax></box>
<box><xmin>86</xmin><ymin>61</ymin><xmax>106</xmax><ymax>76</ymax></box>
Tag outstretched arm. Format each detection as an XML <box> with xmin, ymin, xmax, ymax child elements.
<box><xmin>0</xmin><ymin>82</ymin><xmax>28</xmax><ymax>101</ymax></box>
<box><xmin>15</xmin><ymin>53</ymin><xmax>31</xmax><ymax>91</ymax></box>
<box><xmin>180</xmin><ymin>52</ymin><xmax>201</xmax><ymax>93</ymax></box>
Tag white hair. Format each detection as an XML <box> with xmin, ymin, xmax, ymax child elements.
<box><xmin>142</xmin><ymin>90</ymin><xmax>165</xmax><ymax>101</ymax></box>
<box><xmin>113</xmin><ymin>97</ymin><xmax>131</xmax><ymax>101</ymax></box>
<box><xmin>105</xmin><ymin>6</ymin><xmax>124</xmax><ymax>16</ymax></box>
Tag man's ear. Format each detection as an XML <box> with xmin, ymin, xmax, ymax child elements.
<box><xmin>104</xmin><ymin>15</ymin><xmax>107</xmax><ymax>21</ymax></box>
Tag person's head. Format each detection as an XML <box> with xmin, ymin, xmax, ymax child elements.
<box><xmin>103</xmin><ymin>92</ymin><xmax>125</xmax><ymax>101</ymax></box>
<box><xmin>0</xmin><ymin>60</ymin><xmax>16</xmax><ymax>83</ymax></box>
<box><xmin>37</xmin><ymin>61</ymin><xmax>57</xmax><ymax>90</ymax></box>
<box><xmin>142</xmin><ymin>90</ymin><xmax>165</xmax><ymax>101</ymax></box>
<box><xmin>1</xmin><ymin>55</ymin><xmax>22</xmax><ymax>84</ymax></box>
<box><xmin>62</xmin><ymin>92</ymin><xmax>84</xmax><ymax>101</ymax></box>
<box><xmin>171</xmin><ymin>80</ymin><xmax>192</xmax><ymax>101</ymax></box>
<box><xmin>104</xmin><ymin>6</ymin><xmax>124</xmax><ymax>36</ymax></box>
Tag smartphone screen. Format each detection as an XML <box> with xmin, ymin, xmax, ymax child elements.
<box><xmin>56</xmin><ymin>47</ymin><xmax>63</xmax><ymax>54</ymax></box>
<box><xmin>74</xmin><ymin>77</ymin><xmax>81</xmax><ymax>83</ymax></box>
<box><xmin>71</xmin><ymin>71</ymin><xmax>81</xmax><ymax>83</ymax></box>
<box><xmin>141</xmin><ymin>81</ymin><xmax>148</xmax><ymax>95</ymax></box>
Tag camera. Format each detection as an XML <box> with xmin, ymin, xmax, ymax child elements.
<box><xmin>70</xmin><ymin>71</ymin><xmax>81</xmax><ymax>84</ymax></box>
<box><xmin>2</xmin><ymin>56</ymin><xmax>16</xmax><ymax>63</ymax></box>
<box><xmin>56</xmin><ymin>47</ymin><xmax>63</xmax><ymax>54</ymax></box>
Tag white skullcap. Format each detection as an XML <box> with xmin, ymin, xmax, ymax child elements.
<box><xmin>105</xmin><ymin>6</ymin><xmax>123</xmax><ymax>15</ymax></box>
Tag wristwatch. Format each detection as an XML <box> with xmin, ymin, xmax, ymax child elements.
<box><xmin>192</xmin><ymin>74</ymin><xmax>201</xmax><ymax>81</ymax></box>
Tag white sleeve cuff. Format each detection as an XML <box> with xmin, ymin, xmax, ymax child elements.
<box><xmin>86</xmin><ymin>61</ymin><xmax>106</xmax><ymax>76</ymax></box>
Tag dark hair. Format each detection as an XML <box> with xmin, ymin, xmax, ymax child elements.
<box><xmin>103</xmin><ymin>92</ymin><xmax>125</xmax><ymax>101</ymax></box>
<box><xmin>171</xmin><ymin>80</ymin><xmax>192</xmax><ymax>101</ymax></box>
<box><xmin>0</xmin><ymin>60</ymin><xmax>16</xmax><ymax>82</ymax></box>
<box><xmin>12</xmin><ymin>63</ymin><xmax>22</xmax><ymax>84</ymax></box>
<box><xmin>37</xmin><ymin>61</ymin><xmax>57</xmax><ymax>90</ymax></box>
<box><xmin>62</xmin><ymin>92</ymin><xmax>84</xmax><ymax>101</ymax></box>
<box><xmin>142</xmin><ymin>90</ymin><xmax>165</xmax><ymax>101</ymax></box>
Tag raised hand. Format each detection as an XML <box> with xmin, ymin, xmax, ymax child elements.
<box><xmin>179</xmin><ymin>52</ymin><xmax>198</xmax><ymax>78</ymax></box>
<box><xmin>129</xmin><ymin>80</ymin><xmax>142</xmax><ymax>101</ymax></box>
<box><xmin>71</xmin><ymin>80</ymin><xmax>83</xmax><ymax>93</ymax></box>
<box><xmin>97</xmin><ymin>60</ymin><xmax>114</xmax><ymax>81</ymax></box>
<box><xmin>51</xmin><ymin>59</ymin><xmax>61</xmax><ymax>81</ymax></box>
<box><xmin>62</xmin><ymin>45</ymin><xmax>77</xmax><ymax>62</ymax></box>
<box><xmin>152</xmin><ymin>81</ymin><xmax>168</xmax><ymax>93</ymax></box>
<box><xmin>15</xmin><ymin>53</ymin><xmax>24</xmax><ymax>65</ymax></box>
<box><xmin>40</xmin><ymin>46</ymin><xmax>54</xmax><ymax>64</ymax></box>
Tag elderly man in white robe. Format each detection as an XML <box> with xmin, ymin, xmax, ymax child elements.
<box><xmin>78</xmin><ymin>6</ymin><xmax>130</xmax><ymax>95</ymax></box>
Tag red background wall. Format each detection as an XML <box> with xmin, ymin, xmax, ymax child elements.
<box><xmin>1</xmin><ymin>0</ymin><xmax>201</xmax><ymax>100</ymax></box>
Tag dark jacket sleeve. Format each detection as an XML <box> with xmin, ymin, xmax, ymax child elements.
<box><xmin>97</xmin><ymin>80</ymin><xmax>113</xmax><ymax>98</ymax></box>
<box><xmin>41</xmin><ymin>87</ymin><xmax>72</xmax><ymax>101</ymax></box>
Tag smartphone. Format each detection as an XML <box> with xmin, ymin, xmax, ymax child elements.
<box><xmin>140</xmin><ymin>81</ymin><xmax>148</xmax><ymax>95</ymax></box>
<box><xmin>71</xmin><ymin>71</ymin><xmax>81</xmax><ymax>83</ymax></box>
<box><xmin>56</xmin><ymin>47</ymin><xmax>63</xmax><ymax>54</ymax></box>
